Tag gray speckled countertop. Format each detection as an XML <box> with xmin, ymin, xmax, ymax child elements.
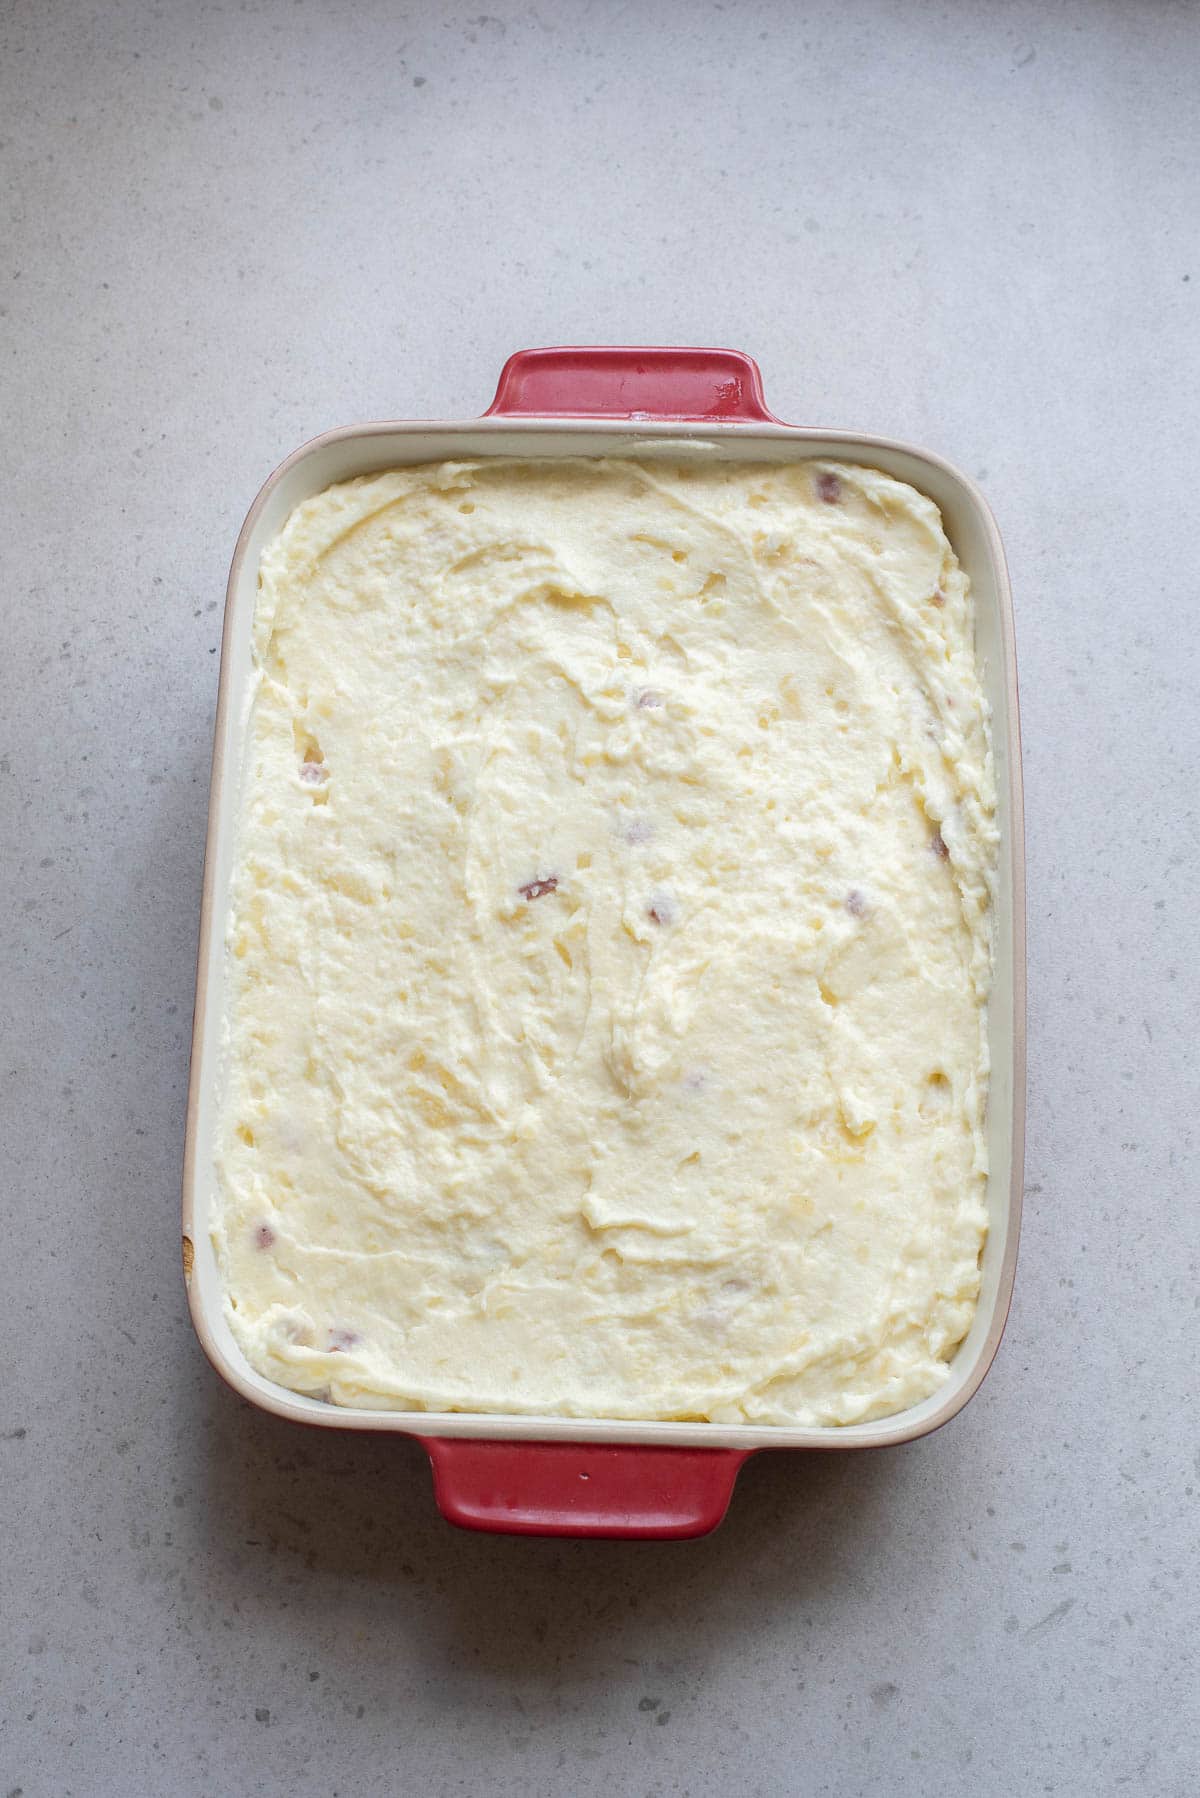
<box><xmin>4</xmin><ymin>1</ymin><xmax>1198</xmax><ymax>1793</ymax></box>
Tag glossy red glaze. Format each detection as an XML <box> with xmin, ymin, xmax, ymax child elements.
<box><xmin>432</xmin><ymin>344</ymin><xmax>763</xmax><ymax>1537</ymax></box>
<box><xmin>486</xmin><ymin>345</ymin><xmax>781</xmax><ymax>423</ymax></box>
<box><xmin>434</xmin><ymin>345</ymin><xmax>770</xmax><ymax>1537</ymax></box>
<box><xmin>420</xmin><ymin>1438</ymin><xmax>754</xmax><ymax>1539</ymax></box>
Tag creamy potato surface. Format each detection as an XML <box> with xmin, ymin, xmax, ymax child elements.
<box><xmin>215</xmin><ymin>456</ymin><xmax>995</xmax><ymax>1424</ymax></box>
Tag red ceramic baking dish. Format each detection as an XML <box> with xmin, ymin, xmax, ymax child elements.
<box><xmin>183</xmin><ymin>347</ymin><xmax>1025</xmax><ymax>1538</ymax></box>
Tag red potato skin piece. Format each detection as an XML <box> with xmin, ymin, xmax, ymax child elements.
<box><xmin>519</xmin><ymin>877</ymin><xmax>559</xmax><ymax>901</ymax></box>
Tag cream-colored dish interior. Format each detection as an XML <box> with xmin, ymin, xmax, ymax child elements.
<box><xmin>185</xmin><ymin>421</ymin><xmax>1021</xmax><ymax>1449</ymax></box>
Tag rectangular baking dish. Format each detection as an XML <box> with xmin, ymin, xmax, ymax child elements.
<box><xmin>183</xmin><ymin>347</ymin><xmax>1025</xmax><ymax>1538</ymax></box>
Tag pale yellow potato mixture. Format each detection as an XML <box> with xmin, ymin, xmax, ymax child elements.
<box><xmin>216</xmin><ymin>456</ymin><xmax>996</xmax><ymax>1425</ymax></box>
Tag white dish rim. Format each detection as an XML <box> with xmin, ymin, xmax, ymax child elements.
<box><xmin>182</xmin><ymin>403</ymin><xmax>1025</xmax><ymax>1456</ymax></box>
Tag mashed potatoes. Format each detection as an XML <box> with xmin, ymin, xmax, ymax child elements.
<box><xmin>215</xmin><ymin>456</ymin><xmax>995</xmax><ymax>1425</ymax></box>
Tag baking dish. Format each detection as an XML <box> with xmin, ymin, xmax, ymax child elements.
<box><xmin>183</xmin><ymin>347</ymin><xmax>1025</xmax><ymax>1538</ymax></box>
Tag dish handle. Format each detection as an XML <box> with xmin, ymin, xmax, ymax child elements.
<box><xmin>419</xmin><ymin>1437</ymin><xmax>754</xmax><ymax>1539</ymax></box>
<box><xmin>485</xmin><ymin>345</ymin><xmax>780</xmax><ymax>423</ymax></box>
